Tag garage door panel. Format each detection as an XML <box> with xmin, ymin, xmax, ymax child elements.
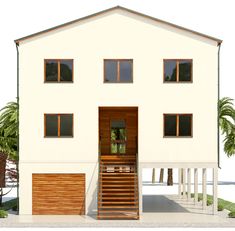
<box><xmin>32</xmin><ymin>174</ymin><xmax>85</xmax><ymax>215</ymax></box>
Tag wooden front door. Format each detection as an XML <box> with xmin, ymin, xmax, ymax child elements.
<box><xmin>99</xmin><ymin>107</ymin><xmax>138</xmax><ymax>156</ymax></box>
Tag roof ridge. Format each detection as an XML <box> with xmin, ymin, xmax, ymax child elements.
<box><xmin>15</xmin><ymin>5</ymin><xmax>222</xmax><ymax>45</ymax></box>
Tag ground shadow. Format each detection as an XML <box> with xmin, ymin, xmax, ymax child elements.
<box><xmin>218</xmin><ymin>181</ymin><xmax>235</xmax><ymax>185</ymax></box>
<box><xmin>143</xmin><ymin>195</ymin><xmax>189</xmax><ymax>213</ymax></box>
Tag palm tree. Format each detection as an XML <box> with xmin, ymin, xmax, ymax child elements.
<box><xmin>219</xmin><ymin>97</ymin><xmax>235</xmax><ymax>135</ymax></box>
<box><xmin>0</xmin><ymin>101</ymin><xmax>18</xmax><ymax>206</ymax></box>
<box><xmin>0</xmin><ymin>102</ymin><xmax>18</xmax><ymax>160</ymax></box>
<box><xmin>219</xmin><ymin>97</ymin><xmax>235</xmax><ymax>157</ymax></box>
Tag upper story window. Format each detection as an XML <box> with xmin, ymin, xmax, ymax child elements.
<box><xmin>45</xmin><ymin>59</ymin><xmax>73</xmax><ymax>82</ymax></box>
<box><xmin>164</xmin><ymin>114</ymin><xmax>192</xmax><ymax>137</ymax></box>
<box><xmin>164</xmin><ymin>59</ymin><xmax>192</xmax><ymax>82</ymax></box>
<box><xmin>104</xmin><ymin>59</ymin><xmax>133</xmax><ymax>83</ymax></box>
<box><xmin>44</xmin><ymin>114</ymin><xmax>73</xmax><ymax>137</ymax></box>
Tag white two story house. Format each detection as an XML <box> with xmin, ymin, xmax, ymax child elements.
<box><xmin>15</xmin><ymin>6</ymin><xmax>222</xmax><ymax>219</ymax></box>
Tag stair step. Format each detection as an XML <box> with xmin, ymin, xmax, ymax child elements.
<box><xmin>97</xmin><ymin>215</ymin><xmax>139</xmax><ymax>220</ymax></box>
<box><xmin>98</xmin><ymin>205</ymin><xmax>138</xmax><ymax>209</ymax></box>
<box><xmin>99</xmin><ymin>201</ymin><xmax>138</xmax><ymax>205</ymax></box>
<box><xmin>101</xmin><ymin>155</ymin><xmax>136</xmax><ymax>160</ymax></box>
<box><xmin>101</xmin><ymin>173</ymin><xmax>136</xmax><ymax>175</ymax></box>
<box><xmin>101</xmin><ymin>176</ymin><xmax>136</xmax><ymax>179</ymax></box>
<box><xmin>101</xmin><ymin>184</ymin><xmax>135</xmax><ymax>187</ymax></box>
<box><xmin>100</xmin><ymin>160</ymin><xmax>136</xmax><ymax>165</ymax></box>
<box><xmin>101</xmin><ymin>189</ymin><xmax>136</xmax><ymax>192</ymax></box>
<box><xmin>100</xmin><ymin>169</ymin><xmax>135</xmax><ymax>174</ymax></box>
<box><xmin>98</xmin><ymin>209</ymin><xmax>139</xmax><ymax>213</ymax></box>
<box><xmin>101</xmin><ymin>182</ymin><xmax>135</xmax><ymax>185</ymax></box>
<box><xmin>101</xmin><ymin>178</ymin><xmax>135</xmax><ymax>183</ymax></box>
<box><xmin>99</xmin><ymin>197</ymin><xmax>136</xmax><ymax>200</ymax></box>
<box><xmin>100</xmin><ymin>193</ymin><xmax>135</xmax><ymax>196</ymax></box>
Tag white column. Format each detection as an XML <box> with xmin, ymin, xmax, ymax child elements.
<box><xmin>178</xmin><ymin>168</ymin><xmax>182</xmax><ymax>197</ymax></box>
<box><xmin>182</xmin><ymin>168</ymin><xmax>186</xmax><ymax>198</ymax></box>
<box><xmin>139</xmin><ymin>164</ymin><xmax>142</xmax><ymax>214</ymax></box>
<box><xmin>202</xmin><ymin>168</ymin><xmax>207</xmax><ymax>210</ymax></box>
<box><xmin>187</xmin><ymin>168</ymin><xmax>191</xmax><ymax>200</ymax></box>
<box><xmin>213</xmin><ymin>167</ymin><xmax>218</xmax><ymax>214</ymax></box>
<box><xmin>194</xmin><ymin>168</ymin><xmax>198</xmax><ymax>204</ymax></box>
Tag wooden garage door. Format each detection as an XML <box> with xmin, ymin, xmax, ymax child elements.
<box><xmin>32</xmin><ymin>174</ymin><xmax>85</xmax><ymax>215</ymax></box>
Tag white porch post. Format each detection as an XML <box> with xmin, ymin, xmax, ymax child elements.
<box><xmin>213</xmin><ymin>167</ymin><xmax>218</xmax><ymax>214</ymax></box>
<box><xmin>182</xmin><ymin>168</ymin><xmax>186</xmax><ymax>198</ymax></box>
<box><xmin>194</xmin><ymin>168</ymin><xmax>198</xmax><ymax>204</ymax></box>
<box><xmin>187</xmin><ymin>168</ymin><xmax>191</xmax><ymax>200</ymax></box>
<box><xmin>139</xmin><ymin>164</ymin><xmax>143</xmax><ymax>214</ymax></box>
<box><xmin>202</xmin><ymin>168</ymin><xmax>207</xmax><ymax>209</ymax></box>
<box><xmin>178</xmin><ymin>168</ymin><xmax>182</xmax><ymax>197</ymax></box>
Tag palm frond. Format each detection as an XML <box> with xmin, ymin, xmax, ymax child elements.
<box><xmin>0</xmin><ymin>101</ymin><xmax>18</xmax><ymax>160</ymax></box>
<box><xmin>0</xmin><ymin>101</ymin><xmax>18</xmax><ymax>137</ymax></box>
<box><xmin>223</xmin><ymin>129</ymin><xmax>235</xmax><ymax>157</ymax></box>
<box><xmin>219</xmin><ymin>97</ymin><xmax>235</xmax><ymax>135</ymax></box>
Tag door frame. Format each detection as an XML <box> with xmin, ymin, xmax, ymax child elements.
<box><xmin>98</xmin><ymin>106</ymin><xmax>138</xmax><ymax>156</ymax></box>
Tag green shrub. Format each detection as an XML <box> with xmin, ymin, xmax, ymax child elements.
<box><xmin>0</xmin><ymin>210</ymin><xmax>8</xmax><ymax>218</ymax></box>
<box><xmin>207</xmin><ymin>198</ymin><xmax>213</xmax><ymax>206</ymax></box>
<box><xmin>0</xmin><ymin>198</ymin><xmax>17</xmax><ymax>211</ymax></box>
<box><xmin>218</xmin><ymin>204</ymin><xmax>224</xmax><ymax>211</ymax></box>
<box><xmin>228</xmin><ymin>211</ymin><xmax>235</xmax><ymax>218</ymax></box>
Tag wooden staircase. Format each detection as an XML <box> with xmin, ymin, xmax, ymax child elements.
<box><xmin>97</xmin><ymin>155</ymin><xmax>139</xmax><ymax>220</ymax></box>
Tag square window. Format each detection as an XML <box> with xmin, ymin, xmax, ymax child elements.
<box><xmin>104</xmin><ymin>60</ymin><xmax>133</xmax><ymax>83</ymax></box>
<box><xmin>164</xmin><ymin>114</ymin><xmax>192</xmax><ymax>137</ymax></box>
<box><xmin>44</xmin><ymin>114</ymin><xmax>73</xmax><ymax>137</ymax></box>
<box><xmin>45</xmin><ymin>59</ymin><xmax>73</xmax><ymax>82</ymax></box>
<box><xmin>164</xmin><ymin>60</ymin><xmax>192</xmax><ymax>82</ymax></box>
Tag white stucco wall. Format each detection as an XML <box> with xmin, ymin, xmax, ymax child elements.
<box><xmin>18</xmin><ymin>9</ymin><xmax>219</xmax><ymax>214</ymax></box>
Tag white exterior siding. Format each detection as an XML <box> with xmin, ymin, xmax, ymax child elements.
<box><xmin>18</xmin><ymin>9</ymin><xmax>218</xmax><ymax>214</ymax></box>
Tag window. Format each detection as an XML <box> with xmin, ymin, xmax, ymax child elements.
<box><xmin>164</xmin><ymin>59</ymin><xmax>192</xmax><ymax>82</ymax></box>
<box><xmin>164</xmin><ymin>114</ymin><xmax>192</xmax><ymax>137</ymax></box>
<box><xmin>104</xmin><ymin>60</ymin><xmax>133</xmax><ymax>83</ymax></box>
<box><xmin>110</xmin><ymin>120</ymin><xmax>127</xmax><ymax>153</ymax></box>
<box><xmin>44</xmin><ymin>114</ymin><xmax>73</xmax><ymax>137</ymax></box>
<box><xmin>45</xmin><ymin>59</ymin><xmax>73</xmax><ymax>82</ymax></box>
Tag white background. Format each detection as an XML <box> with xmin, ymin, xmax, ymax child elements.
<box><xmin>0</xmin><ymin>0</ymin><xmax>234</xmax><ymax>201</ymax></box>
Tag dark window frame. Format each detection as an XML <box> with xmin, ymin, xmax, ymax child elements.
<box><xmin>163</xmin><ymin>59</ymin><xmax>193</xmax><ymax>83</ymax></box>
<box><xmin>44</xmin><ymin>113</ymin><xmax>74</xmax><ymax>137</ymax></box>
<box><xmin>163</xmin><ymin>113</ymin><xmax>193</xmax><ymax>137</ymax></box>
<box><xmin>104</xmin><ymin>59</ymin><xmax>133</xmax><ymax>83</ymax></box>
<box><xmin>44</xmin><ymin>59</ymin><xmax>74</xmax><ymax>83</ymax></box>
